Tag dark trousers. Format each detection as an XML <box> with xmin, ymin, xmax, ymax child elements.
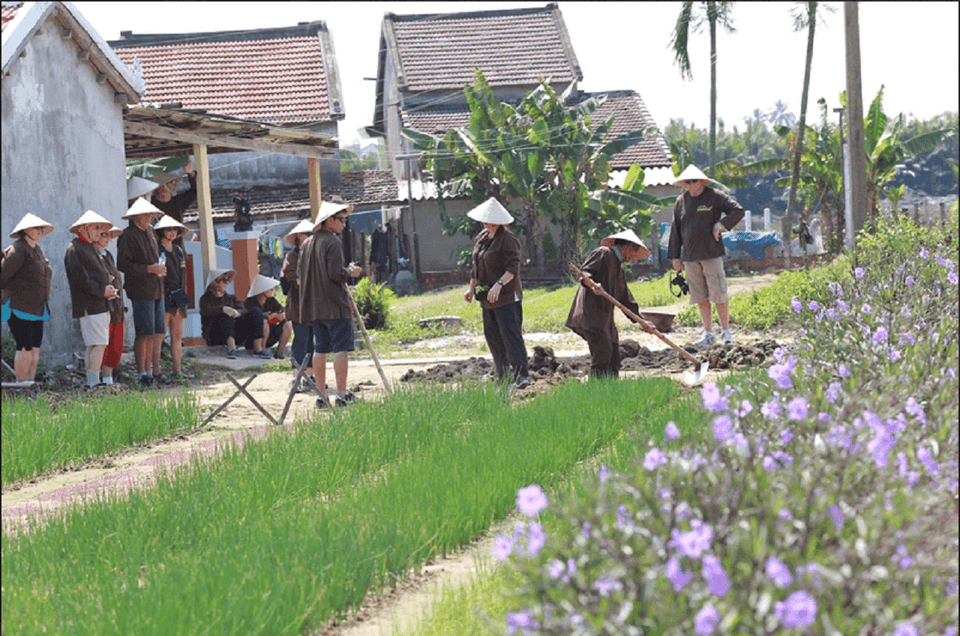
<box><xmin>204</xmin><ymin>313</ymin><xmax>236</xmax><ymax>346</ymax></box>
<box><xmin>291</xmin><ymin>322</ymin><xmax>314</xmax><ymax>370</ymax></box>
<box><xmin>482</xmin><ymin>301</ymin><xmax>529</xmax><ymax>382</ymax></box>
<box><xmin>584</xmin><ymin>330</ymin><xmax>620</xmax><ymax>379</ymax></box>
<box><xmin>238</xmin><ymin>306</ymin><xmax>265</xmax><ymax>350</ymax></box>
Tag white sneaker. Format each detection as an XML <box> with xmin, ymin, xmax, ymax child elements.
<box><xmin>721</xmin><ymin>329</ymin><xmax>734</xmax><ymax>344</ymax></box>
<box><xmin>694</xmin><ymin>331</ymin><xmax>716</xmax><ymax>347</ymax></box>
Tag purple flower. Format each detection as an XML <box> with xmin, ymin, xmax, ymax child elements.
<box><xmin>873</xmin><ymin>326</ymin><xmax>889</xmax><ymax>344</ymax></box>
<box><xmin>892</xmin><ymin>624</ymin><xmax>919</xmax><ymax>636</ymax></box>
<box><xmin>506</xmin><ymin>609</ymin><xmax>539</xmax><ymax>635</ymax></box>
<box><xmin>896</xmin><ymin>545</ymin><xmax>913</xmax><ymax>569</ymax></box>
<box><xmin>899</xmin><ymin>332</ymin><xmax>916</xmax><ymax>345</ymax></box>
<box><xmin>868</xmin><ymin>426</ymin><xmax>897</xmax><ymax>468</ymax></box>
<box><xmin>598</xmin><ymin>465</ymin><xmax>609</xmax><ymax>482</ymax></box>
<box><xmin>905</xmin><ymin>275</ymin><xmax>915</xmax><ymax>286</ymax></box>
<box><xmin>766</xmin><ymin>557</ymin><xmax>794</xmax><ymax>588</ymax></box>
<box><xmin>665</xmin><ymin>557</ymin><xmax>693</xmax><ymax>592</ymax></box>
<box><xmin>526</xmin><ymin>522</ymin><xmax>546</xmax><ymax>556</ymax></box>
<box><xmin>791</xmin><ymin>296</ymin><xmax>803</xmax><ymax>314</ymax></box>
<box><xmin>778</xmin><ymin>508</ymin><xmax>793</xmax><ymax>521</ymax></box>
<box><xmin>582</xmin><ymin>522</ymin><xmax>591</xmax><ymax>539</ymax></box>
<box><xmin>671</xmin><ymin>520</ymin><xmax>713</xmax><ymax>558</ymax></box>
<box><xmin>702</xmin><ymin>555</ymin><xmax>730</xmax><ymax>597</ymax></box>
<box><xmin>761</xmin><ymin>398</ymin><xmax>781</xmax><ymax>420</ymax></box>
<box><xmin>694</xmin><ymin>605</ymin><xmax>720</xmax><ymax>635</ymax></box>
<box><xmin>775</xmin><ymin>590</ymin><xmax>818</xmax><ymax>627</ymax></box>
<box><xmin>493</xmin><ymin>536</ymin><xmax>514</xmax><ymax>561</ymax></box>
<box><xmin>516</xmin><ymin>485</ymin><xmax>548</xmax><ymax>516</ymax></box>
<box><xmin>826</xmin><ymin>381</ymin><xmax>843</xmax><ymax>404</ymax></box>
<box><xmin>829</xmin><ymin>504</ymin><xmax>844</xmax><ymax>530</ymax></box>
<box><xmin>781</xmin><ymin>428</ymin><xmax>794</xmax><ymax>445</ymax></box>
<box><xmin>548</xmin><ymin>559</ymin><xmax>565</xmax><ymax>579</ymax></box>
<box><xmin>594</xmin><ymin>578</ymin><xmax>621</xmax><ymax>597</ymax></box>
<box><xmin>712</xmin><ymin>415</ymin><xmax>733</xmax><ymax>443</ymax></box>
<box><xmin>768</xmin><ymin>362</ymin><xmax>794</xmax><ymax>390</ymax></box>
<box><xmin>734</xmin><ymin>399</ymin><xmax>754</xmax><ymax>418</ymax></box>
<box><xmin>787</xmin><ymin>397</ymin><xmax>809</xmax><ymax>421</ymax></box>
<box><xmin>949</xmin><ymin>271</ymin><xmax>959</xmax><ymax>285</ymax></box>
<box><xmin>827</xmin><ymin>425</ymin><xmax>852</xmax><ymax>449</ymax></box>
<box><xmin>854</xmin><ymin>267</ymin><xmax>864</xmax><ymax>278</ymax></box>
<box><xmin>644</xmin><ymin>448</ymin><xmax>668</xmax><ymax>471</ymax></box>
<box><xmin>838</xmin><ymin>363</ymin><xmax>851</xmax><ymax>378</ymax></box>
<box><xmin>886</xmin><ymin>346</ymin><xmax>901</xmax><ymax>362</ymax></box>
<box><xmin>918</xmin><ymin>447</ymin><xmax>941</xmax><ymax>476</ymax></box>
<box><xmin>837</xmin><ymin>299</ymin><xmax>849</xmax><ymax>313</ymax></box>
<box><xmin>616</xmin><ymin>504</ymin><xmax>633</xmax><ymax>529</ymax></box>
<box><xmin>807</xmin><ymin>300</ymin><xmax>820</xmax><ymax>311</ymax></box>
<box><xmin>665</xmin><ymin>421</ymin><xmax>680</xmax><ymax>440</ymax></box>
<box><xmin>862</xmin><ymin>303</ymin><xmax>872</xmax><ymax>315</ymax></box>
<box><xmin>701</xmin><ymin>382</ymin><xmax>727</xmax><ymax>412</ymax></box>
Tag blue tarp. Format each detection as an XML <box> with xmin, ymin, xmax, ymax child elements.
<box><xmin>722</xmin><ymin>231</ymin><xmax>782</xmax><ymax>260</ymax></box>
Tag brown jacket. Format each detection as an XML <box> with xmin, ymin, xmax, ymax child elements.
<box><xmin>281</xmin><ymin>243</ymin><xmax>303</xmax><ymax>323</ymax></box>
<box><xmin>117</xmin><ymin>223</ymin><xmax>163</xmax><ymax>301</ymax></box>
<box><xmin>1</xmin><ymin>238</ymin><xmax>53</xmax><ymax>317</ymax></box>
<box><xmin>199</xmin><ymin>290</ymin><xmax>245</xmax><ymax>342</ymax></box>
<box><xmin>297</xmin><ymin>230</ymin><xmax>352</xmax><ymax>323</ymax></box>
<box><xmin>470</xmin><ymin>226</ymin><xmax>522</xmax><ymax>310</ymax></box>
<box><xmin>101</xmin><ymin>250</ymin><xmax>125</xmax><ymax>324</ymax></box>
<box><xmin>64</xmin><ymin>237</ymin><xmax>112</xmax><ymax>318</ymax></box>
<box><xmin>666</xmin><ymin>186</ymin><xmax>745</xmax><ymax>262</ymax></box>
<box><xmin>566</xmin><ymin>246</ymin><xmax>638</xmax><ymax>338</ymax></box>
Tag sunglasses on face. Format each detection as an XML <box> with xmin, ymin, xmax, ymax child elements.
<box><xmin>333</xmin><ymin>215</ymin><xmax>348</xmax><ymax>222</ymax></box>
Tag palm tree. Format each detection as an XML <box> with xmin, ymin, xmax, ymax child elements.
<box><xmin>670</xmin><ymin>1</ymin><xmax>736</xmax><ymax>179</ymax></box>
<box><xmin>767</xmin><ymin>99</ymin><xmax>797</xmax><ymax>129</ymax></box>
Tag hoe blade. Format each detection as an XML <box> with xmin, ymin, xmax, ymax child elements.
<box><xmin>684</xmin><ymin>361</ymin><xmax>709</xmax><ymax>386</ymax></box>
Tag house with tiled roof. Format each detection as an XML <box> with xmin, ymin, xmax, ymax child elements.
<box><xmin>110</xmin><ymin>22</ymin><xmax>345</xmax><ymax>191</ymax></box>
<box><xmin>2</xmin><ymin>0</ymin><xmax>145</xmax><ymax>366</ymax></box>
<box><xmin>368</xmin><ymin>3</ymin><xmax>675</xmax><ymax>275</ymax></box>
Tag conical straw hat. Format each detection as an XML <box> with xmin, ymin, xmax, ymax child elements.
<box><xmin>466</xmin><ymin>197</ymin><xmax>514</xmax><ymax>224</ymax></box>
<box><xmin>205</xmin><ymin>268</ymin><xmax>235</xmax><ymax>290</ymax></box>
<box><xmin>103</xmin><ymin>225</ymin><xmax>123</xmax><ymax>240</ymax></box>
<box><xmin>123</xmin><ymin>197</ymin><xmax>164</xmax><ymax>219</ymax></box>
<box><xmin>127</xmin><ymin>176</ymin><xmax>160</xmax><ymax>200</ymax></box>
<box><xmin>312</xmin><ymin>201</ymin><xmax>355</xmax><ymax>230</ymax></box>
<box><xmin>69</xmin><ymin>210</ymin><xmax>111</xmax><ymax>234</ymax></box>
<box><xmin>9</xmin><ymin>213</ymin><xmax>54</xmax><ymax>239</ymax></box>
<box><xmin>285</xmin><ymin>218</ymin><xmax>316</xmax><ymax>244</ymax></box>
<box><xmin>246</xmin><ymin>274</ymin><xmax>280</xmax><ymax>299</ymax></box>
<box><xmin>154</xmin><ymin>215</ymin><xmax>188</xmax><ymax>236</ymax></box>
<box><xmin>600</xmin><ymin>229</ymin><xmax>650</xmax><ymax>259</ymax></box>
<box><xmin>674</xmin><ymin>165</ymin><xmax>717</xmax><ymax>185</ymax></box>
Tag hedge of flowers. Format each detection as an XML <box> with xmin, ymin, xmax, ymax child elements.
<box><xmin>495</xmin><ymin>217</ymin><xmax>959</xmax><ymax>635</ymax></box>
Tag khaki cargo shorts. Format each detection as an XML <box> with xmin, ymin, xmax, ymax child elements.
<box><xmin>684</xmin><ymin>257</ymin><xmax>728</xmax><ymax>304</ymax></box>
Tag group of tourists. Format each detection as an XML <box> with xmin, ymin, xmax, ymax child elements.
<box><xmin>465</xmin><ymin>164</ymin><xmax>745</xmax><ymax>381</ymax></box>
<box><xmin>2</xmin><ymin>162</ymin><xmax>742</xmax><ymax>397</ymax></box>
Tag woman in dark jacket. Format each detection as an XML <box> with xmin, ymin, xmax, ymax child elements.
<box><xmin>464</xmin><ymin>198</ymin><xmax>531</xmax><ymax>388</ymax></box>
<box><xmin>282</xmin><ymin>219</ymin><xmax>315</xmax><ymax>391</ymax></box>
<box><xmin>1</xmin><ymin>213</ymin><xmax>54</xmax><ymax>383</ymax></box>
<box><xmin>156</xmin><ymin>215</ymin><xmax>191</xmax><ymax>379</ymax></box>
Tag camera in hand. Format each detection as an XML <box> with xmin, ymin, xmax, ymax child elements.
<box><xmin>670</xmin><ymin>272</ymin><xmax>690</xmax><ymax>297</ymax></box>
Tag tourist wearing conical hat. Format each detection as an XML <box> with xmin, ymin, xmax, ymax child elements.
<box><xmin>117</xmin><ymin>199</ymin><xmax>167</xmax><ymax>387</ymax></box>
<box><xmin>199</xmin><ymin>269</ymin><xmax>245</xmax><ymax>360</ymax></box>
<box><xmin>282</xmin><ymin>219</ymin><xmax>316</xmax><ymax>391</ymax></box>
<box><xmin>566</xmin><ymin>229</ymin><xmax>654</xmax><ymax>379</ymax></box>
<box><xmin>666</xmin><ymin>165</ymin><xmax>745</xmax><ymax>347</ymax></box>
<box><xmin>241</xmin><ymin>274</ymin><xmax>291</xmax><ymax>360</ymax></box>
<box><xmin>298</xmin><ymin>201</ymin><xmax>362</xmax><ymax>408</ymax></box>
<box><xmin>1</xmin><ymin>213</ymin><xmax>54</xmax><ymax>383</ymax></box>
<box><xmin>155</xmin><ymin>216</ymin><xmax>191</xmax><ymax>380</ymax></box>
<box><xmin>464</xmin><ymin>197</ymin><xmax>532</xmax><ymax>389</ymax></box>
<box><xmin>151</xmin><ymin>161</ymin><xmax>197</xmax><ymax>231</ymax></box>
<box><xmin>64</xmin><ymin>210</ymin><xmax>119</xmax><ymax>390</ymax></box>
<box><xmin>93</xmin><ymin>226</ymin><xmax>125</xmax><ymax>387</ymax></box>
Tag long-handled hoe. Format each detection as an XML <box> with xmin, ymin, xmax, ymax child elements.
<box><xmin>570</xmin><ymin>264</ymin><xmax>709</xmax><ymax>386</ymax></box>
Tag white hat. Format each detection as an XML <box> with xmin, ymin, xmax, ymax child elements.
<box><xmin>102</xmin><ymin>225</ymin><xmax>124</xmax><ymax>240</ymax></box>
<box><xmin>9</xmin><ymin>213</ymin><xmax>54</xmax><ymax>239</ymax></box>
<box><xmin>674</xmin><ymin>165</ymin><xmax>716</xmax><ymax>185</ymax></box>
<box><xmin>123</xmin><ymin>198</ymin><xmax>164</xmax><ymax>219</ymax></box>
<box><xmin>466</xmin><ymin>197</ymin><xmax>514</xmax><ymax>225</ymax></box>
<box><xmin>313</xmin><ymin>201</ymin><xmax>355</xmax><ymax>230</ymax></box>
<box><xmin>601</xmin><ymin>229</ymin><xmax>651</xmax><ymax>259</ymax></box>
<box><xmin>285</xmin><ymin>218</ymin><xmax>315</xmax><ymax>244</ymax></box>
<box><xmin>154</xmin><ymin>215</ymin><xmax>188</xmax><ymax>236</ymax></box>
<box><xmin>152</xmin><ymin>172</ymin><xmax>182</xmax><ymax>188</ymax></box>
<box><xmin>127</xmin><ymin>176</ymin><xmax>160</xmax><ymax>200</ymax></box>
<box><xmin>246</xmin><ymin>274</ymin><xmax>280</xmax><ymax>299</ymax></box>
<box><xmin>69</xmin><ymin>210</ymin><xmax>112</xmax><ymax>234</ymax></box>
<box><xmin>205</xmin><ymin>268</ymin><xmax>235</xmax><ymax>290</ymax></box>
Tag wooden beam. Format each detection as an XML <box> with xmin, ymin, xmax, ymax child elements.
<box><xmin>193</xmin><ymin>143</ymin><xmax>217</xmax><ymax>281</ymax></box>
<box><xmin>307</xmin><ymin>157</ymin><xmax>322</xmax><ymax>222</ymax></box>
<box><xmin>124</xmin><ymin>120</ymin><xmax>334</xmax><ymax>159</ymax></box>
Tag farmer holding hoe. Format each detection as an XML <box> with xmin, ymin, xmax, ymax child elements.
<box><xmin>567</xmin><ymin>229</ymin><xmax>655</xmax><ymax>379</ymax></box>
<box><xmin>666</xmin><ymin>165</ymin><xmax>745</xmax><ymax>347</ymax></box>
<box><xmin>298</xmin><ymin>202</ymin><xmax>362</xmax><ymax>408</ymax></box>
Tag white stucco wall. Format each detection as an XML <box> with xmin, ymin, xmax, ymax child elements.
<box><xmin>2</xmin><ymin>16</ymin><xmax>129</xmax><ymax>367</ymax></box>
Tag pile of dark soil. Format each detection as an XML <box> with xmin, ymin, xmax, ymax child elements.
<box><xmin>399</xmin><ymin>339</ymin><xmax>783</xmax><ymax>386</ymax></box>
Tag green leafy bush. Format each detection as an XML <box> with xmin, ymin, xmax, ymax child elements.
<box><xmin>352</xmin><ymin>277</ymin><xmax>396</xmax><ymax>329</ymax></box>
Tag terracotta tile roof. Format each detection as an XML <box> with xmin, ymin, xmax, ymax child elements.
<box><xmin>110</xmin><ymin>23</ymin><xmax>343</xmax><ymax>126</ymax></box>
<box><xmin>181</xmin><ymin>171</ymin><xmax>400</xmax><ymax>223</ymax></box>
<box><xmin>401</xmin><ymin>90</ymin><xmax>672</xmax><ymax>169</ymax></box>
<box><xmin>386</xmin><ymin>4</ymin><xmax>581</xmax><ymax>92</ymax></box>
<box><xmin>1</xmin><ymin>2</ymin><xmax>22</xmax><ymax>34</ymax></box>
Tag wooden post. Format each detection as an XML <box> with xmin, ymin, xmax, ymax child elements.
<box><xmin>649</xmin><ymin>222</ymin><xmax>660</xmax><ymax>269</ymax></box>
<box><xmin>844</xmin><ymin>2</ymin><xmax>868</xmax><ymax>240</ymax></box>
<box><xmin>193</xmin><ymin>143</ymin><xmax>216</xmax><ymax>283</ymax></box>
<box><xmin>308</xmin><ymin>157</ymin><xmax>322</xmax><ymax>223</ymax></box>
<box><xmin>940</xmin><ymin>200</ymin><xmax>946</xmax><ymax>231</ymax></box>
<box><xmin>913</xmin><ymin>203</ymin><xmax>920</xmax><ymax>225</ymax></box>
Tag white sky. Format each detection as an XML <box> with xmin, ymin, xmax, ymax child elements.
<box><xmin>76</xmin><ymin>1</ymin><xmax>959</xmax><ymax>146</ymax></box>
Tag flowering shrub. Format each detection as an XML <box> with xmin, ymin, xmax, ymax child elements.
<box><xmin>496</xmin><ymin>219</ymin><xmax>958</xmax><ymax>634</ymax></box>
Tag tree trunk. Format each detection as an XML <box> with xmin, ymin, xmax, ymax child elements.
<box><xmin>708</xmin><ymin>1</ymin><xmax>717</xmax><ymax>179</ymax></box>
